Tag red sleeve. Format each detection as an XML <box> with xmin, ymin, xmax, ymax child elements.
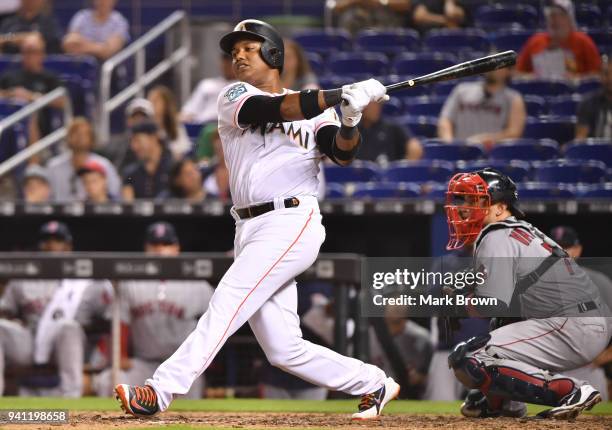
<box><xmin>516</xmin><ymin>35</ymin><xmax>538</xmax><ymax>72</ymax></box>
<box><xmin>578</xmin><ymin>33</ymin><xmax>601</xmax><ymax>73</ymax></box>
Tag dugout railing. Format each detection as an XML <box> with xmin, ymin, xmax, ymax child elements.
<box><xmin>0</xmin><ymin>252</ymin><xmax>364</xmax><ymax>389</ymax></box>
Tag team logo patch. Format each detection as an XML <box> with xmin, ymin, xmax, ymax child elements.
<box><xmin>225</xmin><ymin>83</ymin><xmax>247</xmax><ymax>103</ymax></box>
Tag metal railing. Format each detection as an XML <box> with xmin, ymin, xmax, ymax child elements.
<box><xmin>0</xmin><ymin>87</ymin><xmax>73</xmax><ymax>178</ymax></box>
<box><xmin>98</xmin><ymin>10</ymin><xmax>191</xmax><ymax>144</ymax></box>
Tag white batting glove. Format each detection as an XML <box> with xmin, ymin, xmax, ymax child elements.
<box><xmin>352</xmin><ymin>78</ymin><xmax>389</xmax><ymax>103</ymax></box>
<box><xmin>340</xmin><ymin>79</ymin><xmax>389</xmax><ymax>127</ymax></box>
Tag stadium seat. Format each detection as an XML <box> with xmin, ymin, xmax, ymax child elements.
<box><xmin>510</xmin><ymin>79</ymin><xmax>573</xmax><ymax>98</ymax></box>
<box><xmin>576</xmin><ymin>4</ymin><xmax>602</xmax><ymax>28</ymax></box>
<box><xmin>421</xmin><ymin>140</ymin><xmax>485</xmax><ymax>161</ymax></box>
<box><xmin>397</xmin><ymin>115</ymin><xmax>438</xmax><ymax>138</ymax></box>
<box><xmin>458</xmin><ymin>159</ymin><xmax>531</xmax><ymax>182</ymax></box>
<box><xmin>382</xmin><ymin>160</ymin><xmax>454</xmax><ymax>183</ymax></box>
<box><xmin>184</xmin><ymin>123</ymin><xmax>203</xmax><ymax>140</ymax></box>
<box><xmin>382</xmin><ymin>98</ymin><xmax>404</xmax><ymax>116</ymax></box>
<box><xmin>422</xmin><ymin>182</ymin><xmax>449</xmax><ymax>200</ymax></box>
<box><xmin>355</xmin><ymin>29</ymin><xmax>420</xmax><ymax>56</ymax></box>
<box><xmin>586</xmin><ymin>30</ymin><xmax>611</xmax><ymax>53</ymax></box>
<box><xmin>404</xmin><ymin>96</ymin><xmax>446</xmax><ymax>117</ymax></box>
<box><xmin>44</xmin><ymin>55</ymin><xmax>98</xmax><ymax>83</ymax></box>
<box><xmin>318</xmin><ymin>74</ymin><xmax>346</xmax><ymax>90</ymax></box>
<box><xmin>324</xmin><ymin>161</ymin><xmax>380</xmax><ymax>183</ymax></box>
<box><xmin>325</xmin><ymin>183</ymin><xmax>345</xmax><ymax>199</ymax></box>
<box><xmin>475</xmin><ymin>4</ymin><xmax>539</xmax><ymax>30</ymax></box>
<box><xmin>532</xmin><ymin>160</ymin><xmax>607</xmax><ymax>184</ymax></box>
<box><xmin>548</xmin><ymin>95</ymin><xmax>581</xmax><ymax>117</ymax></box>
<box><xmin>576</xmin><ymin>77</ymin><xmax>602</xmax><ymax>95</ymax></box>
<box><xmin>293</xmin><ymin>29</ymin><xmax>352</xmax><ymax>56</ymax></box>
<box><xmin>489</xmin><ymin>29</ymin><xmax>533</xmax><ymax>52</ymax></box>
<box><xmin>291</xmin><ymin>0</ymin><xmax>326</xmax><ymax>16</ymax></box>
<box><xmin>489</xmin><ymin>139</ymin><xmax>559</xmax><ymax>161</ymax></box>
<box><xmin>392</xmin><ymin>52</ymin><xmax>456</xmax><ymax>76</ymax></box>
<box><xmin>328</xmin><ymin>52</ymin><xmax>389</xmax><ymax>79</ymax></box>
<box><xmin>565</xmin><ymin>140</ymin><xmax>612</xmax><ymax>166</ymax></box>
<box><xmin>305</xmin><ymin>52</ymin><xmax>325</xmax><ymax>75</ymax></box>
<box><xmin>423</xmin><ymin>29</ymin><xmax>490</xmax><ymax>55</ymax></box>
<box><xmin>580</xmin><ymin>184</ymin><xmax>612</xmax><ymax>198</ymax></box>
<box><xmin>190</xmin><ymin>1</ymin><xmax>234</xmax><ymax>17</ymax></box>
<box><xmin>351</xmin><ymin>182</ymin><xmax>420</xmax><ymax>198</ymax></box>
<box><xmin>0</xmin><ymin>56</ymin><xmax>18</xmax><ymax>74</ymax></box>
<box><xmin>241</xmin><ymin>1</ymin><xmax>287</xmax><ymax>18</ymax></box>
<box><xmin>0</xmin><ymin>100</ymin><xmax>26</xmax><ymax>117</ymax></box>
<box><xmin>523</xmin><ymin>95</ymin><xmax>546</xmax><ymax>117</ymax></box>
<box><xmin>517</xmin><ymin>182</ymin><xmax>576</xmax><ymax>199</ymax></box>
<box><xmin>523</xmin><ymin>117</ymin><xmax>576</xmax><ymax>144</ymax></box>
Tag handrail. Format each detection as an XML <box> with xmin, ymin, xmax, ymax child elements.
<box><xmin>98</xmin><ymin>10</ymin><xmax>190</xmax><ymax>144</ymax></box>
<box><xmin>0</xmin><ymin>87</ymin><xmax>73</xmax><ymax>177</ymax></box>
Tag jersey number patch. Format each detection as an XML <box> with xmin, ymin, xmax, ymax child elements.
<box><xmin>225</xmin><ymin>83</ymin><xmax>247</xmax><ymax>103</ymax></box>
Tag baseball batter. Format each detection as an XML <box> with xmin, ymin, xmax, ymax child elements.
<box><xmin>115</xmin><ymin>19</ymin><xmax>399</xmax><ymax>419</ymax></box>
<box><xmin>444</xmin><ymin>168</ymin><xmax>612</xmax><ymax>420</ymax></box>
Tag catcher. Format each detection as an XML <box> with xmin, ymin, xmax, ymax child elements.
<box><xmin>444</xmin><ymin>168</ymin><xmax>612</xmax><ymax>420</ymax></box>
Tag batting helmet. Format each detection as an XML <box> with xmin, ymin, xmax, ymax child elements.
<box><xmin>445</xmin><ymin>168</ymin><xmax>524</xmax><ymax>250</ymax></box>
<box><xmin>219</xmin><ymin>19</ymin><xmax>284</xmax><ymax>72</ymax></box>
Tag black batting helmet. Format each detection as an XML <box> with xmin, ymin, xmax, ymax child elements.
<box><xmin>476</xmin><ymin>168</ymin><xmax>525</xmax><ymax>219</ymax></box>
<box><xmin>219</xmin><ymin>19</ymin><xmax>284</xmax><ymax>72</ymax></box>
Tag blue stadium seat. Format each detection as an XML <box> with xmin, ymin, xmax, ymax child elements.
<box><xmin>489</xmin><ymin>139</ymin><xmax>559</xmax><ymax>161</ymax></box>
<box><xmin>325</xmin><ymin>183</ymin><xmax>345</xmax><ymax>199</ymax></box>
<box><xmin>328</xmin><ymin>52</ymin><xmax>389</xmax><ymax>80</ymax></box>
<box><xmin>293</xmin><ymin>29</ymin><xmax>352</xmax><ymax>56</ymax></box>
<box><xmin>532</xmin><ymin>160</ymin><xmax>607</xmax><ymax>184</ymax></box>
<box><xmin>305</xmin><ymin>52</ymin><xmax>325</xmax><ymax>75</ymax></box>
<box><xmin>355</xmin><ymin>29</ymin><xmax>420</xmax><ymax>56</ymax></box>
<box><xmin>318</xmin><ymin>74</ymin><xmax>346</xmax><ymax>90</ymax></box>
<box><xmin>390</xmin><ymin>76</ymin><xmax>430</xmax><ymax>98</ymax></box>
<box><xmin>458</xmin><ymin>159</ymin><xmax>531</xmax><ymax>182</ymax></box>
<box><xmin>576</xmin><ymin>77</ymin><xmax>602</xmax><ymax>95</ymax></box>
<box><xmin>291</xmin><ymin>0</ymin><xmax>326</xmax><ymax>16</ymax></box>
<box><xmin>565</xmin><ymin>140</ymin><xmax>612</xmax><ymax>166</ymax></box>
<box><xmin>242</xmin><ymin>1</ymin><xmax>286</xmax><ymax>18</ymax></box>
<box><xmin>382</xmin><ymin>160</ymin><xmax>454</xmax><ymax>183</ymax></box>
<box><xmin>351</xmin><ymin>182</ymin><xmax>420</xmax><ymax>198</ymax></box>
<box><xmin>586</xmin><ymin>30</ymin><xmax>611</xmax><ymax>53</ymax></box>
<box><xmin>475</xmin><ymin>4</ymin><xmax>539</xmax><ymax>30</ymax></box>
<box><xmin>324</xmin><ymin>161</ymin><xmax>380</xmax><ymax>183</ymax></box>
<box><xmin>517</xmin><ymin>182</ymin><xmax>576</xmax><ymax>199</ymax></box>
<box><xmin>510</xmin><ymin>79</ymin><xmax>573</xmax><ymax>98</ymax></box>
<box><xmin>190</xmin><ymin>1</ymin><xmax>234</xmax><ymax>17</ymax></box>
<box><xmin>422</xmin><ymin>182</ymin><xmax>449</xmax><ymax>200</ymax></box>
<box><xmin>392</xmin><ymin>52</ymin><xmax>456</xmax><ymax>76</ymax></box>
<box><xmin>382</xmin><ymin>97</ymin><xmax>404</xmax><ymax>116</ymax></box>
<box><xmin>421</xmin><ymin>140</ymin><xmax>485</xmax><ymax>161</ymax></box>
<box><xmin>184</xmin><ymin>123</ymin><xmax>203</xmax><ymax>140</ymax></box>
<box><xmin>548</xmin><ymin>95</ymin><xmax>581</xmax><ymax>117</ymax></box>
<box><xmin>580</xmin><ymin>184</ymin><xmax>612</xmax><ymax>198</ymax></box>
<box><xmin>44</xmin><ymin>55</ymin><xmax>98</xmax><ymax>83</ymax></box>
<box><xmin>431</xmin><ymin>80</ymin><xmax>482</xmax><ymax>97</ymax></box>
<box><xmin>397</xmin><ymin>115</ymin><xmax>438</xmax><ymax>138</ymax></box>
<box><xmin>404</xmin><ymin>96</ymin><xmax>446</xmax><ymax>117</ymax></box>
<box><xmin>0</xmin><ymin>56</ymin><xmax>18</xmax><ymax>74</ymax></box>
<box><xmin>523</xmin><ymin>117</ymin><xmax>576</xmax><ymax>144</ymax></box>
<box><xmin>0</xmin><ymin>100</ymin><xmax>26</xmax><ymax>117</ymax></box>
<box><xmin>489</xmin><ymin>29</ymin><xmax>533</xmax><ymax>52</ymax></box>
<box><xmin>576</xmin><ymin>4</ymin><xmax>602</xmax><ymax>28</ymax></box>
<box><xmin>423</xmin><ymin>29</ymin><xmax>490</xmax><ymax>55</ymax></box>
<box><xmin>523</xmin><ymin>95</ymin><xmax>546</xmax><ymax>117</ymax></box>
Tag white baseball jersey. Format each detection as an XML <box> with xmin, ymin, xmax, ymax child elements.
<box><xmin>217</xmin><ymin>82</ymin><xmax>340</xmax><ymax>207</ymax></box>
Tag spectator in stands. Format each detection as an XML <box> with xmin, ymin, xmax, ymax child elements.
<box><xmin>576</xmin><ymin>57</ymin><xmax>612</xmax><ymax>139</ymax></box>
<box><xmin>0</xmin><ymin>33</ymin><xmax>65</xmax><ymax>142</ymax></box>
<box><xmin>411</xmin><ymin>0</ymin><xmax>466</xmax><ymax>33</ymax></box>
<box><xmin>195</xmin><ymin>124</ymin><xmax>230</xmax><ymax>201</ymax></box>
<box><xmin>62</xmin><ymin>0</ymin><xmax>129</xmax><ymax>61</ymax></box>
<box><xmin>46</xmin><ymin>117</ymin><xmax>120</xmax><ymax>201</ymax></box>
<box><xmin>76</xmin><ymin>159</ymin><xmax>114</xmax><ymax>203</ymax></box>
<box><xmin>122</xmin><ymin>121</ymin><xmax>173</xmax><ymax>201</ymax></box>
<box><xmin>281</xmin><ymin>39</ymin><xmax>318</xmax><ymax>91</ymax></box>
<box><xmin>147</xmin><ymin>85</ymin><xmax>191</xmax><ymax>159</ymax></box>
<box><xmin>158</xmin><ymin>158</ymin><xmax>206</xmax><ymax>202</ymax></box>
<box><xmin>22</xmin><ymin>164</ymin><xmax>51</xmax><ymax>203</ymax></box>
<box><xmin>0</xmin><ymin>0</ymin><xmax>62</xmax><ymax>54</ymax></box>
<box><xmin>181</xmin><ymin>53</ymin><xmax>235</xmax><ymax>125</ymax></box>
<box><xmin>356</xmin><ymin>101</ymin><xmax>423</xmax><ymax>163</ymax></box>
<box><xmin>333</xmin><ymin>0</ymin><xmax>412</xmax><ymax>36</ymax></box>
<box><xmin>0</xmin><ymin>0</ymin><xmax>19</xmax><ymax>23</ymax></box>
<box><xmin>437</xmin><ymin>67</ymin><xmax>526</xmax><ymax>149</ymax></box>
<box><xmin>516</xmin><ymin>0</ymin><xmax>600</xmax><ymax>79</ymax></box>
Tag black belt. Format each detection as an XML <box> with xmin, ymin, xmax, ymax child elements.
<box><xmin>577</xmin><ymin>301</ymin><xmax>598</xmax><ymax>313</ymax></box>
<box><xmin>235</xmin><ymin>197</ymin><xmax>300</xmax><ymax>219</ymax></box>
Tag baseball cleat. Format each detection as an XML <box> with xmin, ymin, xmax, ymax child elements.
<box><xmin>536</xmin><ymin>384</ymin><xmax>601</xmax><ymax>420</ymax></box>
<box><xmin>114</xmin><ymin>384</ymin><xmax>160</xmax><ymax>417</ymax></box>
<box><xmin>460</xmin><ymin>389</ymin><xmax>527</xmax><ymax>418</ymax></box>
<box><xmin>351</xmin><ymin>377</ymin><xmax>400</xmax><ymax>420</ymax></box>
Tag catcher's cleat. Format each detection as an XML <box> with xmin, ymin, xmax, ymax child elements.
<box><xmin>460</xmin><ymin>389</ymin><xmax>527</xmax><ymax>418</ymax></box>
<box><xmin>536</xmin><ymin>384</ymin><xmax>601</xmax><ymax>420</ymax></box>
<box><xmin>351</xmin><ymin>377</ymin><xmax>400</xmax><ymax>420</ymax></box>
<box><xmin>114</xmin><ymin>384</ymin><xmax>159</xmax><ymax>417</ymax></box>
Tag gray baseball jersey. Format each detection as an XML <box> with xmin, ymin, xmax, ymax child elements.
<box><xmin>440</xmin><ymin>81</ymin><xmax>521</xmax><ymax>140</ymax></box>
<box><xmin>118</xmin><ymin>280</ymin><xmax>214</xmax><ymax>361</ymax></box>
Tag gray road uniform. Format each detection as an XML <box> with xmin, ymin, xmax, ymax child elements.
<box><xmin>449</xmin><ymin>217</ymin><xmax>612</xmax><ymax>409</ymax></box>
<box><xmin>0</xmin><ymin>279</ymin><xmax>112</xmax><ymax>397</ymax></box>
<box><xmin>93</xmin><ymin>280</ymin><xmax>214</xmax><ymax>397</ymax></box>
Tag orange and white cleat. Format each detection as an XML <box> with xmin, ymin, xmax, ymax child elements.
<box><xmin>351</xmin><ymin>377</ymin><xmax>400</xmax><ymax>420</ymax></box>
<box><xmin>114</xmin><ymin>384</ymin><xmax>160</xmax><ymax>417</ymax></box>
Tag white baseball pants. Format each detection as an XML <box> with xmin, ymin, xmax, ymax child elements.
<box><xmin>147</xmin><ymin>197</ymin><xmax>386</xmax><ymax>410</ymax></box>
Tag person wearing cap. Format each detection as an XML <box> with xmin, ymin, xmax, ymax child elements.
<box><xmin>517</xmin><ymin>0</ymin><xmax>600</xmax><ymax>79</ymax></box>
<box><xmin>0</xmin><ymin>221</ymin><xmax>112</xmax><ymax>397</ymax></box>
<box><xmin>46</xmin><ymin>117</ymin><xmax>121</xmax><ymax>201</ymax></box>
<box><xmin>121</xmin><ymin>121</ymin><xmax>173</xmax><ymax>201</ymax></box>
<box><xmin>90</xmin><ymin>222</ymin><xmax>213</xmax><ymax>398</ymax></box>
<box><xmin>22</xmin><ymin>164</ymin><xmax>51</xmax><ymax>203</ymax></box>
<box><xmin>77</xmin><ymin>159</ymin><xmax>114</xmax><ymax>203</ymax></box>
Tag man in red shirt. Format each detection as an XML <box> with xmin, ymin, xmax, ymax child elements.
<box><xmin>516</xmin><ymin>0</ymin><xmax>600</xmax><ymax>79</ymax></box>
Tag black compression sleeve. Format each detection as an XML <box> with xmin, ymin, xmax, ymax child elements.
<box><xmin>237</xmin><ymin>95</ymin><xmax>286</xmax><ymax>125</ymax></box>
<box><xmin>316</xmin><ymin>125</ymin><xmax>361</xmax><ymax>164</ymax></box>
<box><xmin>299</xmin><ymin>89</ymin><xmax>323</xmax><ymax>119</ymax></box>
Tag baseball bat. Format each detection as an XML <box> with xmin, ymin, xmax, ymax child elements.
<box><xmin>385</xmin><ymin>50</ymin><xmax>517</xmax><ymax>94</ymax></box>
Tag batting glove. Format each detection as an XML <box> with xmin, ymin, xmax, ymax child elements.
<box><xmin>352</xmin><ymin>78</ymin><xmax>389</xmax><ymax>103</ymax></box>
<box><xmin>340</xmin><ymin>79</ymin><xmax>389</xmax><ymax>127</ymax></box>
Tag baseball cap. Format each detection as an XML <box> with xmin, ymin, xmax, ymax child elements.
<box><xmin>76</xmin><ymin>159</ymin><xmax>106</xmax><ymax>177</ymax></box>
<box><xmin>550</xmin><ymin>225</ymin><xmax>580</xmax><ymax>248</ymax></box>
<box><xmin>39</xmin><ymin>220</ymin><xmax>73</xmax><ymax>243</ymax></box>
<box><xmin>546</xmin><ymin>0</ymin><xmax>576</xmax><ymax>22</ymax></box>
<box><xmin>130</xmin><ymin>120</ymin><xmax>159</xmax><ymax>136</ymax></box>
<box><xmin>23</xmin><ymin>164</ymin><xmax>49</xmax><ymax>184</ymax></box>
<box><xmin>126</xmin><ymin>98</ymin><xmax>154</xmax><ymax>118</ymax></box>
<box><xmin>145</xmin><ymin>221</ymin><xmax>179</xmax><ymax>245</ymax></box>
